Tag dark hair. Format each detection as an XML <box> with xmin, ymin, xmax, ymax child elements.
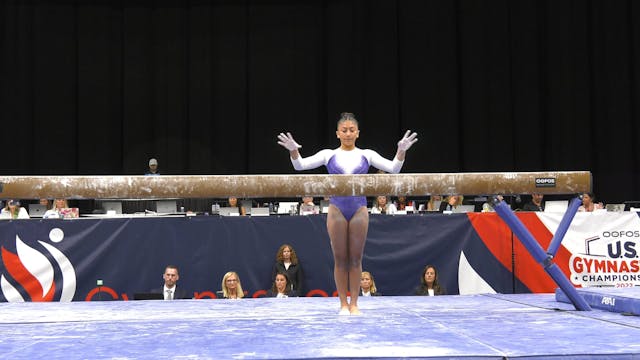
<box><xmin>165</xmin><ymin>265</ymin><xmax>179</xmax><ymax>274</ymax></box>
<box><xmin>419</xmin><ymin>265</ymin><xmax>445</xmax><ymax>295</ymax></box>
<box><xmin>337</xmin><ymin>112</ymin><xmax>358</xmax><ymax>127</ymax></box>
<box><xmin>271</xmin><ymin>272</ymin><xmax>291</xmax><ymax>294</ymax></box>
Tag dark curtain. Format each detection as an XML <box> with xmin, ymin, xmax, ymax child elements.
<box><xmin>1</xmin><ymin>0</ymin><xmax>639</xmax><ymax>203</ymax></box>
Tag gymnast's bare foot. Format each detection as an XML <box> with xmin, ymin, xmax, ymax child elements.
<box><xmin>349</xmin><ymin>305</ymin><xmax>361</xmax><ymax>315</ymax></box>
<box><xmin>339</xmin><ymin>306</ymin><xmax>350</xmax><ymax>315</ymax></box>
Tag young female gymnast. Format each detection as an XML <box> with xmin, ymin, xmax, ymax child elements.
<box><xmin>277</xmin><ymin>112</ymin><xmax>417</xmax><ymax>314</ymax></box>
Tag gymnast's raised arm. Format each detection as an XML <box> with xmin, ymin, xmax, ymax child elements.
<box><xmin>277</xmin><ymin>132</ymin><xmax>329</xmax><ymax>171</ymax></box>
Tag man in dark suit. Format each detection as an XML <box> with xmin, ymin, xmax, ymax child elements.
<box><xmin>151</xmin><ymin>265</ymin><xmax>189</xmax><ymax>300</ymax></box>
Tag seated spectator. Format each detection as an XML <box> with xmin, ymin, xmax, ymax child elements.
<box><xmin>481</xmin><ymin>195</ymin><xmax>504</xmax><ymax>212</ymax></box>
<box><xmin>271</xmin><ymin>244</ymin><xmax>304</xmax><ymax>294</ymax></box>
<box><xmin>150</xmin><ymin>265</ymin><xmax>189</xmax><ymax>300</ymax></box>
<box><xmin>301</xmin><ymin>196</ymin><xmax>315</xmax><ymax>206</ymax></box>
<box><xmin>43</xmin><ymin>198</ymin><xmax>78</xmax><ymax>218</ymax></box>
<box><xmin>578</xmin><ymin>192</ymin><xmax>604</xmax><ymax>212</ymax></box>
<box><xmin>266</xmin><ymin>272</ymin><xmax>297</xmax><ymax>298</ymax></box>
<box><xmin>221</xmin><ymin>271</ymin><xmax>244</xmax><ymax>299</ymax></box>
<box><xmin>1</xmin><ymin>200</ymin><xmax>30</xmax><ymax>219</ymax></box>
<box><xmin>414</xmin><ymin>265</ymin><xmax>446</xmax><ymax>296</ymax></box>
<box><xmin>39</xmin><ymin>198</ymin><xmax>51</xmax><ymax>209</ymax></box>
<box><xmin>370</xmin><ymin>195</ymin><xmax>397</xmax><ymax>214</ymax></box>
<box><xmin>395</xmin><ymin>195</ymin><xmax>408</xmax><ymax>211</ymax></box>
<box><xmin>360</xmin><ymin>271</ymin><xmax>381</xmax><ymax>296</ymax></box>
<box><xmin>439</xmin><ymin>195</ymin><xmax>462</xmax><ymax>212</ymax></box>
<box><xmin>227</xmin><ymin>196</ymin><xmax>247</xmax><ymax>216</ymax></box>
<box><xmin>43</xmin><ymin>198</ymin><xmax>67</xmax><ymax>218</ymax></box>
<box><xmin>522</xmin><ymin>193</ymin><xmax>545</xmax><ymax>212</ymax></box>
<box><xmin>426</xmin><ymin>195</ymin><xmax>443</xmax><ymax>211</ymax></box>
<box><xmin>299</xmin><ymin>196</ymin><xmax>319</xmax><ymax>215</ymax></box>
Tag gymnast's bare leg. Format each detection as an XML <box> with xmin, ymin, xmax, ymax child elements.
<box><xmin>327</xmin><ymin>204</ymin><xmax>369</xmax><ymax>315</ymax></box>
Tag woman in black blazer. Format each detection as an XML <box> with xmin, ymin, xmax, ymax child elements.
<box><xmin>271</xmin><ymin>244</ymin><xmax>304</xmax><ymax>295</ymax></box>
<box><xmin>266</xmin><ymin>272</ymin><xmax>298</xmax><ymax>298</ymax></box>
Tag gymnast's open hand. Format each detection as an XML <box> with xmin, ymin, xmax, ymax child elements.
<box><xmin>397</xmin><ymin>130</ymin><xmax>418</xmax><ymax>151</ymax></box>
<box><xmin>277</xmin><ymin>132</ymin><xmax>302</xmax><ymax>151</ymax></box>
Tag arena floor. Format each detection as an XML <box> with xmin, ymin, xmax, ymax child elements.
<box><xmin>1</xmin><ymin>292</ymin><xmax>639</xmax><ymax>359</ymax></box>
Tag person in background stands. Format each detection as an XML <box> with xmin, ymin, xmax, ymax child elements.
<box><xmin>415</xmin><ymin>265</ymin><xmax>445</xmax><ymax>296</ymax></box>
<box><xmin>360</xmin><ymin>271</ymin><xmax>381</xmax><ymax>296</ymax></box>
<box><xmin>370</xmin><ymin>195</ymin><xmax>397</xmax><ymax>214</ymax></box>
<box><xmin>271</xmin><ymin>244</ymin><xmax>304</xmax><ymax>295</ymax></box>
<box><xmin>145</xmin><ymin>158</ymin><xmax>160</xmax><ymax>176</ymax></box>
<box><xmin>426</xmin><ymin>195</ymin><xmax>443</xmax><ymax>211</ymax></box>
<box><xmin>395</xmin><ymin>195</ymin><xmax>408</xmax><ymax>211</ymax></box>
<box><xmin>43</xmin><ymin>198</ymin><xmax>69</xmax><ymax>218</ymax></box>
<box><xmin>522</xmin><ymin>193</ymin><xmax>545</xmax><ymax>212</ymax></box>
<box><xmin>481</xmin><ymin>195</ymin><xmax>504</xmax><ymax>212</ymax></box>
<box><xmin>1</xmin><ymin>199</ymin><xmax>30</xmax><ymax>219</ymax></box>
<box><xmin>221</xmin><ymin>271</ymin><xmax>244</xmax><ymax>299</ymax></box>
<box><xmin>299</xmin><ymin>196</ymin><xmax>319</xmax><ymax>215</ymax></box>
<box><xmin>227</xmin><ymin>196</ymin><xmax>247</xmax><ymax>216</ymax></box>
<box><xmin>39</xmin><ymin>198</ymin><xmax>51</xmax><ymax>209</ymax></box>
<box><xmin>151</xmin><ymin>265</ymin><xmax>189</xmax><ymax>300</ymax></box>
<box><xmin>578</xmin><ymin>192</ymin><xmax>604</xmax><ymax>212</ymax></box>
<box><xmin>439</xmin><ymin>195</ymin><xmax>462</xmax><ymax>212</ymax></box>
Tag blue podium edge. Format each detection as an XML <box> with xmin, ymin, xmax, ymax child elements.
<box><xmin>555</xmin><ymin>287</ymin><xmax>640</xmax><ymax>315</ymax></box>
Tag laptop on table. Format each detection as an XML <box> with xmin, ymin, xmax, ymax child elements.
<box><xmin>133</xmin><ymin>293</ymin><xmax>164</xmax><ymax>300</ymax></box>
<box><xmin>28</xmin><ymin>204</ymin><xmax>47</xmax><ymax>218</ymax></box>
<box><xmin>155</xmin><ymin>200</ymin><xmax>177</xmax><ymax>214</ymax></box>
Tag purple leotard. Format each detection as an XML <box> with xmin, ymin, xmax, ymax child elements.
<box><xmin>290</xmin><ymin>148</ymin><xmax>404</xmax><ymax>221</ymax></box>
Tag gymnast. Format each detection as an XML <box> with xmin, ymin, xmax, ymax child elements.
<box><xmin>277</xmin><ymin>112</ymin><xmax>417</xmax><ymax>315</ymax></box>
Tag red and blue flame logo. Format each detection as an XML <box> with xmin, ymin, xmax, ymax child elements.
<box><xmin>1</xmin><ymin>233</ymin><xmax>76</xmax><ymax>302</ymax></box>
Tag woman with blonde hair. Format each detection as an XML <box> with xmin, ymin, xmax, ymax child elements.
<box><xmin>43</xmin><ymin>198</ymin><xmax>70</xmax><ymax>218</ymax></box>
<box><xmin>370</xmin><ymin>196</ymin><xmax>397</xmax><ymax>214</ymax></box>
<box><xmin>359</xmin><ymin>271</ymin><xmax>381</xmax><ymax>296</ymax></box>
<box><xmin>221</xmin><ymin>271</ymin><xmax>244</xmax><ymax>299</ymax></box>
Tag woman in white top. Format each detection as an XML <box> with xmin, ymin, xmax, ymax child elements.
<box><xmin>278</xmin><ymin>112</ymin><xmax>417</xmax><ymax>315</ymax></box>
<box><xmin>578</xmin><ymin>192</ymin><xmax>604</xmax><ymax>212</ymax></box>
<box><xmin>370</xmin><ymin>195</ymin><xmax>397</xmax><ymax>214</ymax></box>
<box><xmin>1</xmin><ymin>200</ymin><xmax>30</xmax><ymax>219</ymax></box>
<box><xmin>43</xmin><ymin>198</ymin><xmax>69</xmax><ymax>219</ymax></box>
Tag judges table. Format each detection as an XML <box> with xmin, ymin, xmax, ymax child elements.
<box><xmin>0</xmin><ymin>211</ymin><xmax>638</xmax><ymax>302</ymax></box>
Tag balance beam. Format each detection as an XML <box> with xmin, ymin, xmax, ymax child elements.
<box><xmin>0</xmin><ymin>171</ymin><xmax>591</xmax><ymax>199</ymax></box>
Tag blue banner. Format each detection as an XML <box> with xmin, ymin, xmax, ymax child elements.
<box><xmin>0</xmin><ymin>214</ymin><xmax>517</xmax><ymax>301</ymax></box>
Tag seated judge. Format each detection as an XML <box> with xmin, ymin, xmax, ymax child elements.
<box><xmin>221</xmin><ymin>271</ymin><xmax>245</xmax><ymax>299</ymax></box>
<box><xmin>415</xmin><ymin>264</ymin><xmax>446</xmax><ymax>296</ymax></box>
<box><xmin>151</xmin><ymin>265</ymin><xmax>189</xmax><ymax>300</ymax></box>
<box><xmin>360</xmin><ymin>271</ymin><xmax>381</xmax><ymax>296</ymax></box>
<box><xmin>266</xmin><ymin>272</ymin><xmax>297</xmax><ymax>298</ymax></box>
